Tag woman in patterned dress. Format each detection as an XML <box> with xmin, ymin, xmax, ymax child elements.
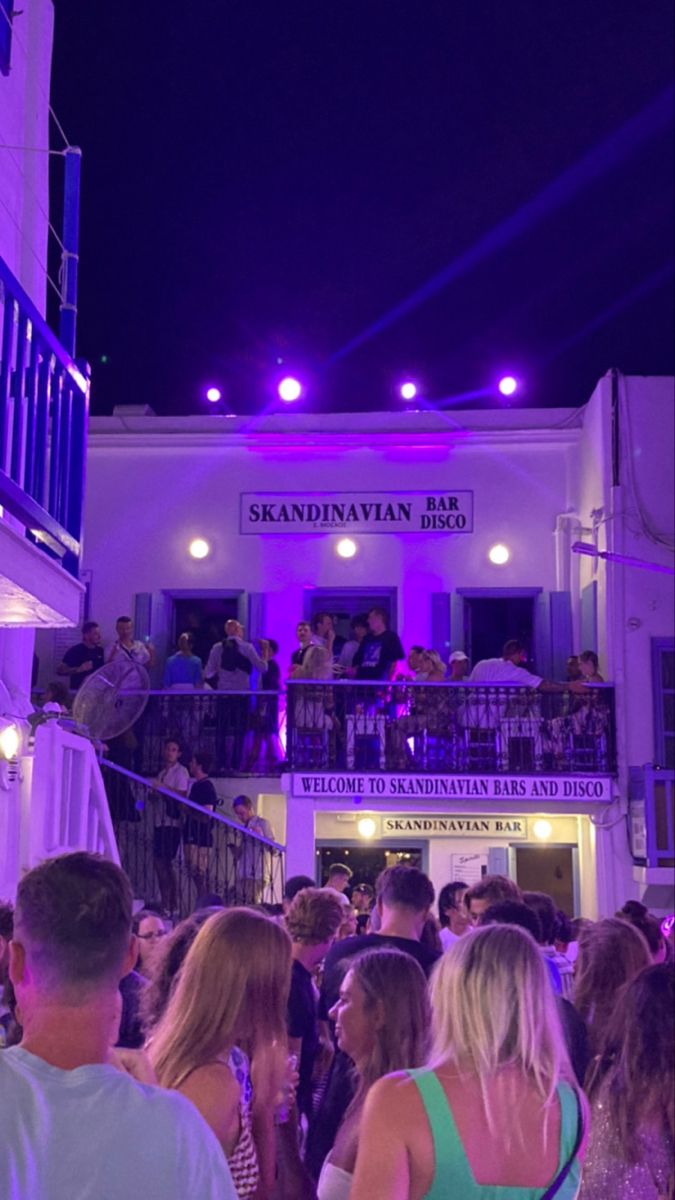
<box><xmin>149</xmin><ymin>908</ymin><xmax>292</xmax><ymax>1198</ymax></box>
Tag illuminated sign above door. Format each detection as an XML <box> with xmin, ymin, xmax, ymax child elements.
<box><xmin>240</xmin><ymin>490</ymin><xmax>474</xmax><ymax>534</ymax></box>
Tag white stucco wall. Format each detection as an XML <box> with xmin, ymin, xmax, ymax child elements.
<box><xmin>78</xmin><ymin>409</ymin><xmax>577</xmax><ymax>673</ymax></box>
<box><xmin>0</xmin><ymin>0</ymin><xmax>54</xmax><ymax>313</ymax></box>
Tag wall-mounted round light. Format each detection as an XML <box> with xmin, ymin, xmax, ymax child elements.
<box><xmin>532</xmin><ymin>819</ymin><xmax>553</xmax><ymax>841</ymax></box>
<box><xmin>400</xmin><ymin>381</ymin><xmax>417</xmax><ymax>401</ymax></box>
<box><xmin>0</xmin><ymin>722</ymin><xmax>20</xmax><ymax>760</ymax></box>
<box><xmin>206</xmin><ymin>386</ymin><xmax>222</xmax><ymax>403</ymax></box>
<box><xmin>498</xmin><ymin>375</ymin><xmax>518</xmax><ymax>397</ymax></box>
<box><xmin>357</xmin><ymin>817</ymin><xmax>377</xmax><ymax>840</ymax></box>
<box><xmin>488</xmin><ymin>543</ymin><xmax>510</xmax><ymax>565</ymax></box>
<box><xmin>336</xmin><ymin>537</ymin><xmax>358</xmax><ymax>559</ymax></box>
<box><xmin>278</xmin><ymin>376</ymin><xmax>302</xmax><ymax>402</ymax></box>
<box><xmin>189</xmin><ymin>538</ymin><xmax>210</xmax><ymax>560</ymax></box>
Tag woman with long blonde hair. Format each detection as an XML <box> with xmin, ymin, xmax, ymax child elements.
<box><xmin>350</xmin><ymin>924</ymin><xmax>586</xmax><ymax>1200</ymax></box>
<box><xmin>149</xmin><ymin>907</ymin><xmax>291</xmax><ymax>1199</ymax></box>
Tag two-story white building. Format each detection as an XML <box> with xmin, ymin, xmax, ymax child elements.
<box><xmin>34</xmin><ymin>373</ymin><xmax>673</xmax><ymax>916</ymax></box>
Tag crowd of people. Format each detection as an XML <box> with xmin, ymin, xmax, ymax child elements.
<box><xmin>51</xmin><ymin>610</ymin><xmax>604</xmax><ymax>700</ymax></box>
<box><xmin>1</xmin><ymin>853</ymin><xmax>672</xmax><ymax>1199</ymax></box>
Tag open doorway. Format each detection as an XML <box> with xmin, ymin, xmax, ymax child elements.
<box><xmin>172</xmin><ymin>596</ymin><xmax>241</xmax><ymax>666</ymax></box>
<box><xmin>304</xmin><ymin>588</ymin><xmax>398</xmax><ymax>653</ymax></box>
<box><xmin>461</xmin><ymin>592</ymin><xmax>536</xmax><ymax>665</ymax></box>
<box><xmin>514</xmin><ymin>845</ymin><xmax>578</xmax><ymax>916</ymax></box>
<box><xmin>317</xmin><ymin>842</ymin><xmax>425</xmax><ymax>889</ymax></box>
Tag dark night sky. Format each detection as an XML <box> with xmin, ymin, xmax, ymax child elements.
<box><xmin>50</xmin><ymin>2</ymin><xmax>674</xmax><ymax>416</ymax></box>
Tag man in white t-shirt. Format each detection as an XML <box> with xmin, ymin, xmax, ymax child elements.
<box><xmin>147</xmin><ymin>738</ymin><xmax>190</xmax><ymax>916</ymax></box>
<box><xmin>0</xmin><ymin>851</ymin><xmax>236</xmax><ymax>1200</ymax></box>
<box><xmin>105</xmin><ymin>615</ymin><xmax>155</xmax><ymax>669</ymax></box>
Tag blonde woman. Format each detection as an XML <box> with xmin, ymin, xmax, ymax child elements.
<box><xmin>290</xmin><ymin>644</ymin><xmax>337</xmax><ymax>732</ymax></box>
<box><xmin>318</xmin><ymin>949</ymin><xmax>431</xmax><ymax>1200</ymax></box>
<box><xmin>149</xmin><ymin>908</ymin><xmax>292</xmax><ymax>1199</ymax></box>
<box><xmin>350</xmin><ymin>925</ymin><xmax>586</xmax><ymax>1200</ymax></box>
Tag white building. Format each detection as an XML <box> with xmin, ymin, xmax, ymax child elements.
<box><xmin>33</xmin><ymin>374</ymin><xmax>673</xmax><ymax>917</ymax></box>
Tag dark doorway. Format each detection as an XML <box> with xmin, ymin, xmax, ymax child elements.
<box><xmin>305</xmin><ymin>588</ymin><xmax>398</xmax><ymax>649</ymax></box>
<box><xmin>464</xmin><ymin>595</ymin><xmax>535</xmax><ymax>665</ymax></box>
<box><xmin>172</xmin><ymin>596</ymin><xmax>240</xmax><ymax>666</ymax></box>
<box><xmin>514</xmin><ymin>845</ymin><xmax>576</xmax><ymax>916</ymax></box>
<box><xmin>318</xmin><ymin>844</ymin><xmax>423</xmax><ymax>889</ymax></box>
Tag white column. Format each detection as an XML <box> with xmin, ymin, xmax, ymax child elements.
<box><xmin>0</xmin><ymin>628</ymin><xmax>35</xmax><ymax>717</ymax></box>
<box><xmin>284</xmin><ymin>792</ymin><xmax>316</xmax><ymax>879</ymax></box>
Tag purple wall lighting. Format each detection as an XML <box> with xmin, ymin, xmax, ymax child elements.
<box><xmin>278</xmin><ymin>377</ymin><xmax>303</xmax><ymax>402</ymax></box>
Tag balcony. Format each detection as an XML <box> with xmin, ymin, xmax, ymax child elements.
<box><xmin>106</xmin><ymin>681</ymin><xmax>616</xmax><ymax>785</ymax></box>
<box><xmin>0</xmin><ymin>253</ymin><xmax>87</xmax><ymax>624</ymax></box>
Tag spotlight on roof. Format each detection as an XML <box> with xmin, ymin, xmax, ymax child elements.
<box><xmin>498</xmin><ymin>375</ymin><xmax>518</xmax><ymax>397</ymax></box>
<box><xmin>206</xmin><ymin>386</ymin><xmax>222</xmax><ymax>403</ymax></box>
<box><xmin>399</xmin><ymin>381</ymin><xmax>418</xmax><ymax>401</ymax></box>
<box><xmin>278</xmin><ymin>376</ymin><xmax>302</xmax><ymax>403</ymax></box>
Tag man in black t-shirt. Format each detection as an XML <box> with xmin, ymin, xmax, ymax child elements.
<box><xmin>350</xmin><ymin>607</ymin><xmax>404</xmax><ymax>681</ymax></box>
<box><xmin>285</xmin><ymin>887</ymin><xmax>344</xmax><ymax>1121</ymax></box>
<box><xmin>306</xmin><ymin>865</ymin><xmax>439</xmax><ymax>1179</ymax></box>
<box><xmin>57</xmin><ymin>621</ymin><xmax>104</xmax><ymax>691</ymax></box>
<box><xmin>184</xmin><ymin>750</ymin><xmax>218</xmax><ymax>892</ymax></box>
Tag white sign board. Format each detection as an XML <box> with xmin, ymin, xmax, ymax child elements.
<box><xmin>382</xmin><ymin>815</ymin><xmax>527</xmax><ymax>838</ymax></box>
<box><xmin>240</xmin><ymin>490</ymin><xmax>474</xmax><ymax>534</ymax></box>
<box><xmin>291</xmin><ymin>772</ymin><xmax>612</xmax><ymax>802</ymax></box>
<box><xmin>451</xmin><ymin>853</ymin><xmax>486</xmax><ymax>884</ymax></box>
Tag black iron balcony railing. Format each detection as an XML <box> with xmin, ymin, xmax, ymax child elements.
<box><xmin>286</xmin><ymin>680</ymin><xmax>616</xmax><ymax>775</ymax></box>
<box><xmin>102</xmin><ymin>681</ymin><xmax>617</xmax><ymax>780</ymax></box>
<box><xmin>100</xmin><ymin>759</ymin><xmax>285</xmax><ymax>919</ymax></box>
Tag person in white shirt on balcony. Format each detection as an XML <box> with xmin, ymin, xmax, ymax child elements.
<box><xmin>105</xmin><ymin>615</ymin><xmax>155</xmax><ymax>670</ymax></box>
<box><xmin>469</xmin><ymin>639</ymin><xmax>587</xmax><ymax>694</ymax></box>
<box><xmin>0</xmin><ymin>851</ymin><xmax>237</xmax><ymax>1200</ymax></box>
<box><xmin>205</xmin><ymin>619</ymin><xmax>267</xmax><ymax>690</ymax></box>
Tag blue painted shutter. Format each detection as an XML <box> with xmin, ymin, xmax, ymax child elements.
<box><xmin>449</xmin><ymin>593</ymin><xmax>466</xmax><ymax>654</ymax></box>
<box><xmin>550</xmin><ymin>591</ymin><xmax>573</xmax><ymax>681</ymax></box>
<box><xmin>533</xmin><ymin>592</ymin><xmax>552</xmax><ymax>681</ymax></box>
<box><xmin>431</xmin><ymin>593</ymin><xmax>451</xmax><ymax>657</ymax></box>
<box><xmin>580</xmin><ymin>582</ymin><xmax>598</xmax><ymax>652</ymax></box>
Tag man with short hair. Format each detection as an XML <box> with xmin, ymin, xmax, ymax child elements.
<box><xmin>57</xmin><ymin>622</ymin><xmax>105</xmax><ymax>691</ymax></box>
<box><xmin>464</xmin><ymin>873</ymin><xmax>522</xmax><ymax>923</ymax></box>
<box><xmin>470</xmin><ymin>639</ymin><xmax>587</xmax><ymax>694</ymax></box>
<box><xmin>351</xmin><ymin>882</ymin><xmax>374</xmax><ymax>914</ymax></box>
<box><xmin>0</xmin><ymin>852</ymin><xmax>236</xmax><ymax>1199</ymax></box>
<box><xmin>338</xmin><ymin>614</ymin><xmax>369</xmax><ymax>670</ymax></box>
<box><xmin>324</xmin><ymin>862</ymin><xmax>352</xmax><ymax>895</ymax></box>
<box><xmin>291</xmin><ymin>622</ymin><xmax>313</xmax><ymax>669</ymax></box>
<box><xmin>231</xmin><ymin>794</ymin><xmax>275</xmax><ymax>903</ymax></box>
<box><xmin>311</xmin><ymin>612</ymin><xmax>336</xmax><ymax>655</ymax></box>
<box><xmin>205</xmin><ymin>619</ymin><xmax>267</xmax><ymax>690</ymax></box>
<box><xmin>350</xmin><ymin>607</ymin><xmax>405</xmax><ymax>681</ymax></box>
<box><xmin>286</xmin><ymin>887</ymin><xmax>345</xmax><ymax>1121</ymax></box>
<box><xmin>523</xmin><ymin>890</ymin><xmax>574</xmax><ymax>997</ymax></box>
<box><xmin>105</xmin><ymin>616</ymin><xmax>155</xmax><ymax>669</ymax></box>
<box><xmin>283</xmin><ymin>874</ymin><xmax>317</xmax><ymax>914</ymax></box>
<box><xmin>405</xmin><ymin>645</ymin><xmax>426</xmax><ymax>680</ymax></box>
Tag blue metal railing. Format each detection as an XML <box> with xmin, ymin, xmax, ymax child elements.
<box><xmin>0</xmin><ymin>254</ymin><xmax>88</xmax><ymax>575</ymax></box>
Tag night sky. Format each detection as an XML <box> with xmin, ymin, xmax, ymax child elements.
<box><xmin>50</xmin><ymin>2</ymin><xmax>674</xmax><ymax>416</ymax></box>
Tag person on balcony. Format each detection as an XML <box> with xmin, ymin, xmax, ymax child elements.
<box><xmin>448</xmin><ymin>649</ymin><xmax>470</xmax><ymax>681</ymax></box>
<box><xmin>349</xmin><ymin>608</ymin><xmax>405</xmax><ymax>681</ymax></box>
<box><xmin>57</xmin><ymin>620</ymin><xmax>104</xmax><ymax>690</ymax></box>
<box><xmin>163</xmin><ymin>633</ymin><xmax>203</xmax><ymax>689</ymax></box>
<box><xmin>291</xmin><ymin>621</ymin><xmax>313</xmax><ymax>669</ymax></box>
<box><xmin>311</xmin><ymin>611</ymin><xmax>338</xmax><ymax>657</ymax></box>
<box><xmin>338</xmin><ymin>614</ymin><xmax>369</xmax><ymax>671</ymax></box>
<box><xmin>105</xmin><ymin>616</ymin><xmax>155</xmax><ymax>670</ymax></box>
<box><xmin>205</xmin><ymin>621</ymin><xmax>267</xmax><ymax>772</ymax></box>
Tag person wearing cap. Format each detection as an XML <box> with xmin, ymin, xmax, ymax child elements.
<box><xmin>448</xmin><ymin>650</ymin><xmax>469</xmax><ymax>681</ymax></box>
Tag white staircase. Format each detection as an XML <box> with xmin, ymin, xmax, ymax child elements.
<box><xmin>0</xmin><ymin>722</ymin><xmax>119</xmax><ymax>901</ymax></box>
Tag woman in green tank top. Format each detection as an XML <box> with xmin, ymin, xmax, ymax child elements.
<box><xmin>350</xmin><ymin>925</ymin><xmax>587</xmax><ymax>1200</ymax></box>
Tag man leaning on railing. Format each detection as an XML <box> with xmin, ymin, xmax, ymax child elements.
<box><xmin>229</xmin><ymin>794</ymin><xmax>275</xmax><ymax>904</ymax></box>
